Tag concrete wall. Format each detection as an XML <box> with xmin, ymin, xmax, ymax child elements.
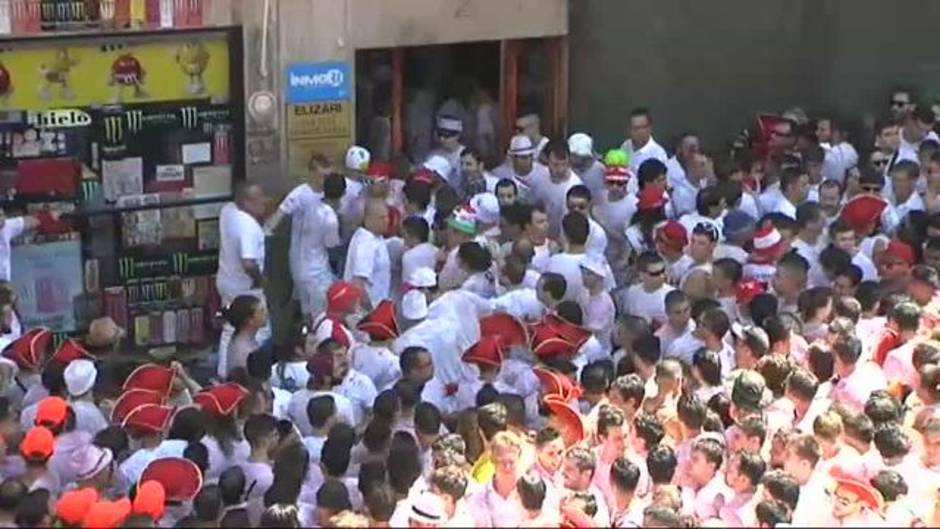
<box><xmin>569</xmin><ymin>0</ymin><xmax>940</xmax><ymax>155</ymax></box>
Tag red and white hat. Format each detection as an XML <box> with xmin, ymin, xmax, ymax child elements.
<box><xmin>749</xmin><ymin>225</ymin><xmax>787</xmax><ymax>264</ymax></box>
<box><xmin>534</xmin><ymin>366</ymin><xmax>581</xmax><ymax>403</ymax></box>
<box><xmin>50</xmin><ymin>338</ymin><xmax>94</xmax><ymax>365</ymax></box>
<box><xmin>326</xmin><ymin>281</ymin><xmax>363</xmax><ymax>315</ymax></box>
<box><xmin>2</xmin><ymin>328</ymin><xmax>52</xmax><ymax>371</ymax></box>
<box><xmin>193</xmin><ymin>383</ymin><xmax>248</xmax><ymax>417</ymax></box>
<box><xmin>312</xmin><ymin>316</ymin><xmax>353</xmax><ymax>349</ymax></box>
<box><xmin>122</xmin><ymin>364</ymin><xmax>175</xmax><ymax>397</ymax></box>
<box><xmin>111</xmin><ymin>389</ymin><xmax>165</xmax><ymax>424</ymax></box>
<box><xmin>357</xmin><ymin>299</ymin><xmax>399</xmax><ymax>341</ymax></box>
<box><xmin>462</xmin><ymin>336</ymin><xmax>504</xmax><ymax>368</ymax></box>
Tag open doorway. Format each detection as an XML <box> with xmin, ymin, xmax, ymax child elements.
<box><xmin>355</xmin><ymin>37</ymin><xmax>567</xmax><ymax>168</ymax></box>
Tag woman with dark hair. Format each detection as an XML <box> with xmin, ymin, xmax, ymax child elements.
<box><xmin>194</xmin><ymin>383</ymin><xmax>251</xmax><ymax>481</ymax></box>
<box><xmin>222</xmin><ymin>295</ymin><xmax>267</xmax><ymax>379</ymax></box>
<box><xmin>258</xmin><ymin>504</ymin><xmax>300</xmax><ymax>528</ymax></box>
<box><xmin>263</xmin><ymin>441</ymin><xmax>315</xmax><ymax>526</ymax></box>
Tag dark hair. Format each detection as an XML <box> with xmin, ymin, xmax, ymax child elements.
<box><xmin>797</xmin><ymin>286</ymin><xmax>833</xmax><ymax>322</ymax></box>
<box><xmin>364</xmin><ymin>485</ymin><xmax>396</xmax><ymax>523</ymax></box>
<box><xmin>544</xmin><ymin>139</ymin><xmax>570</xmax><ymax>160</ymax></box>
<box><xmin>307</xmin><ymin>395</ymin><xmax>337</xmax><ymax>430</ymax></box>
<box><xmin>259</xmin><ymin>504</ymin><xmax>300</xmax><ymax>528</ymax></box>
<box><xmin>761</xmin><ymin>469</ymin><xmax>800</xmax><ymax>510</ymax></box>
<box><xmin>750</xmin><ymin>293</ymin><xmax>779</xmax><ymax>328</ymax></box>
<box><xmin>243</xmin><ymin>413</ymin><xmax>277</xmax><ymax>448</ymax></box>
<box><xmin>677</xmin><ymin>393</ymin><xmax>707</xmax><ymax>431</ymax></box>
<box><xmin>873</xmin><ymin>423</ymin><xmax>910</xmax><ymax>460</ymax></box>
<box><xmin>562</xmin><ymin>212</ymin><xmax>590</xmax><ymax>246</ymax></box>
<box><xmin>610</xmin><ymin>457</ymin><xmax>641</xmax><ymax>492</ymax></box>
<box><xmin>637</xmin><ymin>159</ymin><xmax>667</xmax><ymax>188</ymax></box>
<box><xmin>692</xmin><ymin>438</ymin><xmax>724</xmax><ymax>471</ymax></box>
<box><xmin>168</xmin><ymin>407</ymin><xmax>207</xmax><ymax>444</ymax></box>
<box><xmin>693</xmin><ymin>348</ymin><xmax>722</xmax><ymax>386</ymax></box>
<box><xmin>372</xmin><ymin>390</ymin><xmax>401</xmax><ymax>423</ymax></box>
<box><xmin>632</xmin><ymin>335</ymin><xmax>661</xmax><ymax>367</ymax></box>
<box><xmin>713</xmin><ymin>258</ymin><xmax>743</xmax><ymax>284</ymax></box>
<box><xmin>538</xmin><ymin>272</ymin><xmax>567</xmax><ymax>301</ymax></box>
<box><xmin>219</xmin><ymin>466</ymin><xmax>247</xmax><ymax>506</ymax></box>
<box><xmin>844</xmin><ymin>412</ymin><xmax>874</xmax><ymax>444</ymax></box>
<box><xmin>219</xmin><ymin>509</ymin><xmax>251</xmax><ymax>528</ymax></box>
<box><xmin>516</xmin><ymin>473</ymin><xmax>547</xmax><ymax>511</ymax></box>
<box><xmin>14</xmin><ymin>489</ymin><xmax>49</xmax><ymax>528</ymax></box>
<box><xmin>415</xmin><ymin>402</ymin><xmax>442</xmax><ymax>437</ymax></box>
<box><xmin>865</xmin><ymin>393</ymin><xmax>902</xmax><ymax>426</ymax></box>
<box><xmin>566</xmin><ymin>184</ymin><xmax>592</xmax><ymax>203</ymax></box>
<box><xmin>402</xmin><ymin>216</ymin><xmax>430</xmax><ymax>243</ymax></box>
<box><xmin>610</xmin><ymin>374</ymin><xmax>646</xmax><ymax>409</ymax></box>
<box><xmin>321</xmin><ymin>424</ymin><xmax>355</xmax><ymax>477</ymax></box>
<box><xmin>323</xmin><ymin>173</ymin><xmax>347</xmax><ymax>201</ymax></box>
<box><xmin>40</xmin><ymin>362</ymin><xmax>67</xmax><ymax>395</ymax></box>
<box><xmin>404</xmin><ymin>179</ymin><xmax>432</xmax><ymax>210</ymax></box>
<box><xmin>399</xmin><ymin>347</ymin><xmax>429</xmax><ymax>377</ymax></box>
<box><xmin>265</xmin><ymin>442</ymin><xmax>309</xmax><ymax>506</ymax></box>
<box><xmin>871</xmin><ymin>470</ymin><xmax>908</xmax><ymax>502</ymax></box>
<box><xmin>755</xmin><ymin>499</ymin><xmax>792</xmax><ymax>527</ymax></box>
<box><xmin>496</xmin><ymin>393</ymin><xmax>526</xmax><ymax>429</ymax></box>
<box><xmin>394</xmin><ymin>379</ymin><xmax>422</xmax><ymax>409</ymax></box>
<box><xmin>832</xmin><ymin>335</ymin><xmax>863</xmax><ymax>365</ymax></box>
<box><xmin>646</xmin><ymin>444</ymin><xmax>676</xmax><ymax>485</ymax></box>
<box><xmin>222</xmin><ymin>294</ymin><xmax>262</xmax><ymax>331</ymax></box>
<box><xmin>736</xmin><ymin>450</ymin><xmax>767</xmax><ymax>488</ymax></box>
<box><xmin>387</xmin><ymin>432</ymin><xmax>422</xmax><ymax>495</ymax></box>
<box><xmin>93</xmin><ymin>425</ymin><xmax>129</xmax><ymax>460</ymax></box>
<box><xmin>634</xmin><ymin>413</ymin><xmax>665</xmax><ymax>448</ymax></box>
<box><xmin>0</xmin><ymin>479</ymin><xmax>25</xmax><ymax>513</ymax></box>
<box><xmin>457</xmin><ymin>242</ymin><xmax>492</xmax><ymax>273</ymax></box>
<box><xmin>698</xmin><ymin>308</ymin><xmax>730</xmax><ymax>339</ymax></box>
<box><xmin>193</xmin><ymin>484</ymin><xmax>222</xmax><ymax>522</ymax></box>
<box><xmin>357</xmin><ymin>460</ymin><xmax>387</xmax><ymax>498</ymax></box>
<box><xmin>183</xmin><ymin>441</ymin><xmax>209</xmax><ymax>475</ymax></box>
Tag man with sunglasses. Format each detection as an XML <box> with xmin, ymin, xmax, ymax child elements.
<box><xmin>898</xmin><ymin>106</ymin><xmax>940</xmax><ymax>166</ymax></box>
<box><xmin>593</xmin><ymin>161</ymin><xmax>636</xmax><ymax>283</ymax></box>
<box><xmin>565</xmin><ymin>185</ymin><xmax>606</xmax><ymax>258</ymax></box>
<box><xmin>890</xmin><ymin>87</ymin><xmax>916</xmax><ymax>121</ymax></box>
<box><xmin>515</xmin><ymin>111</ymin><xmax>550</xmax><ymax>161</ymax></box>
<box><xmin>568</xmin><ymin>133</ymin><xmax>605</xmax><ymax>198</ymax></box>
<box><xmin>492</xmin><ymin>134</ymin><xmax>548</xmax><ymax>197</ymax></box>
<box><xmin>621</xmin><ymin>252</ymin><xmax>675</xmax><ymax>329</ymax></box>
<box><xmin>887</xmin><ymin>160</ymin><xmax>925</xmax><ymax>226</ymax></box>
<box><xmin>680</xmin><ymin>223</ymin><xmax>719</xmax><ymax>301</ymax></box>
<box><xmin>666</xmin><ymin>133</ymin><xmax>704</xmax><ymax>217</ymax></box>
<box><xmin>428</xmin><ymin>115</ymin><xmax>466</xmax><ymax>188</ymax></box>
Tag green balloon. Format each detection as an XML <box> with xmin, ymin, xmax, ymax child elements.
<box><xmin>604</xmin><ymin>149</ymin><xmax>629</xmax><ymax>166</ymax></box>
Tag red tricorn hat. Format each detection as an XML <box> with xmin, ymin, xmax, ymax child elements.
<box><xmin>193</xmin><ymin>383</ymin><xmax>248</xmax><ymax>417</ymax></box>
<box><xmin>461</xmin><ymin>336</ymin><xmax>504</xmax><ymax>368</ymax></box>
<box><xmin>50</xmin><ymin>338</ymin><xmax>94</xmax><ymax>365</ymax></box>
<box><xmin>82</xmin><ymin>498</ymin><xmax>131</xmax><ymax>529</ymax></box>
<box><xmin>534</xmin><ymin>366</ymin><xmax>582</xmax><ymax>402</ymax></box>
<box><xmin>840</xmin><ymin>195</ymin><xmax>888</xmax><ymax>234</ymax></box>
<box><xmin>139</xmin><ymin>457</ymin><xmax>203</xmax><ymax>502</ymax></box>
<box><xmin>3</xmin><ymin>328</ymin><xmax>52</xmax><ymax>371</ymax></box>
<box><xmin>132</xmin><ymin>480</ymin><xmax>165</xmax><ymax>521</ymax></box>
<box><xmin>55</xmin><ymin>487</ymin><xmax>99</xmax><ymax>527</ymax></box>
<box><xmin>111</xmin><ymin>389</ymin><xmax>166</xmax><ymax>424</ymax></box>
<box><xmin>122</xmin><ymin>404</ymin><xmax>175</xmax><ymax>436</ymax></box>
<box><xmin>479</xmin><ymin>313</ymin><xmax>529</xmax><ymax>349</ymax></box>
<box><xmin>544</xmin><ymin>313</ymin><xmax>592</xmax><ymax>349</ymax></box>
<box><xmin>735</xmin><ymin>279</ymin><xmax>767</xmax><ymax>305</ymax></box>
<box><xmin>122</xmin><ymin>364</ymin><xmax>175</xmax><ymax>397</ymax></box>
<box><xmin>357</xmin><ymin>299</ymin><xmax>399</xmax><ymax>341</ymax></box>
<box><xmin>832</xmin><ymin>476</ymin><xmax>884</xmax><ymax>512</ymax></box>
<box><xmin>544</xmin><ymin>394</ymin><xmax>585</xmax><ymax>447</ymax></box>
<box><xmin>367</xmin><ymin>161</ymin><xmax>393</xmax><ymax>181</ymax></box>
<box><xmin>326</xmin><ymin>281</ymin><xmax>364</xmax><ymax>314</ymax></box>
<box><xmin>530</xmin><ymin>323</ymin><xmax>578</xmax><ymax>359</ymax></box>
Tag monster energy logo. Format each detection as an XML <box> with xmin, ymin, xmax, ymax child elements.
<box><xmin>104</xmin><ymin>115</ymin><xmax>124</xmax><ymax>143</ymax></box>
<box><xmin>119</xmin><ymin>257</ymin><xmax>135</xmax><ymax>279</ymax></box>
<box><xmin>180</xmin><ymin>107</ymin><xmax>199</xmax><ymax>129</ymax></box>
<box><xmin>125</xmin><ymin>110</ymin><xmax>143</xmax><ymax>134</ymax></box>
<box><xmin>172</xmin><ymin>253</ymin><xmax>189</xmax><ymax>274</ymax></box>
<box><xmin>81</xmin><ymin>181</ymin><xmax>100</xmax><ymax>201</ymax></box>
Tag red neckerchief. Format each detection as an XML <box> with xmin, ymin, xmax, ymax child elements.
<box><xmin>872</xmin><ymin>328</ymin><xmax>902</xmax><ymax>366</ymax></box>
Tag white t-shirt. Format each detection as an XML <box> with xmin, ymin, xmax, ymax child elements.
<box><xmin>0</xmin><ymin>217</ymin><xmax>25</xmax><ymax>281</ymax></box>
<box><xmin>622</xmin><ymin>283</ymin><xmax>675</xmax><ymax>327</ymax></box>
<box><xmin>622</xmin><ymin>137</ymin><xmax>668</xmax><ymax>186</ymax></box>
<box><xmin>574</xmin><ymin>160</ymin><xmax>607</xmax><ymax>198</ymax></box>
<box><xmin>343</xmin><ymin>227</ymin><xmax>391</xmax><ymax>306</ymax></box>
<box><xmin>216</xmin><ymin>203</ymin><xmax>265</xmax><ymax>302</ymax></box>
<box><xmin>288</xmin><ymin>389</ymin><xmax>356</xmax><ymax>436</ymax></box>
<box><xmin>282</xmin><ymin>190</ymin><xmax>340</xmax><ymax>282</ymax></box>
<box><xmin>821</xmin><ymin>142</ymin><xmax>859</xmax><ymax>183</ymax></box>
<box><xmin>491</xmin><ymin>160</ymin><xmax>550</xmax><ymax>198</ymax></box>
<box><xmin>529</xmin><ymin>170</ymin><xmax>583</xmax><ymax>237</ymax></box>
<box><xmin>401</xmin><ymin>242</ymin><xmax>438</xmax><ymax>286</ymax></box>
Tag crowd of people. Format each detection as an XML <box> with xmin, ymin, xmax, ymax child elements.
<box><xmin>0</xmin><ymin>87</ymin><xmax>940</xmax><ymax>527</ymax></box>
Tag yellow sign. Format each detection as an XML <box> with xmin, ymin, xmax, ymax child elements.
<box><xmin>0</xmin><ymin>33</ymin><xmax>230</xmax><ymax>111</ymax></box>
<box><xmin>286</xmin><ymin>101</ymin><xmax>351</xmax><ymax>139</ymax></box>
<box><xmin>288</xmin><ymin>137</ymin><xmax>351</xmax><ymax>181</ymax></box>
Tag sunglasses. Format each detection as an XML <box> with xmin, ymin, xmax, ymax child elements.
<box><xmin>646</xmin><ymin>268</ymin><xmax>666</xmax><ymax>276</ymax></box>
<box><xmin>872</xmin><ymin>159</ymin><xmax>888</xmax><ymax>167</ymax></box>
<box><xmin>861</xmin><ymin>185</ymin><xmax>883</xmax><ymax>193</ymax></box>
<box><xmin>892</xmin><ymin>100</ymin><xmax>909</xmax><ymax>108</ymax></box>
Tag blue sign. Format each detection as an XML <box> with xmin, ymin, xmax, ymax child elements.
<box><xmin>285</xmin><ymin>62</ymin><xmax>351</xmax><ymax>104</ymax></box>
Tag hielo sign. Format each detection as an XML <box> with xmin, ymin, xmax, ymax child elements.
<box><xmin>285</xmin><ymin>62</ymin><xmax>351</xmax><ymax>104</ymax></box>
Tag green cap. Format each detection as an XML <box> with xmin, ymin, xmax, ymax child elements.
<box><xmin>603</xmin><ymin>148</ymin><xmax>629</xmax><ymax>167</ymax></box>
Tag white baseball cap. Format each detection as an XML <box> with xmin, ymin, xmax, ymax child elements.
<box><xmin>470</xmin><ymin>193</ymin><xmax>500</xmax><ymax>225</ymax></box>
<box><xmin>345</xmin><ymin>146</ymin><xmax>371</xmax><ymax>172</ymax></box>
<box><xmin>409</xmin><ymin>267</ymin><xmax>437</xmax><ymax>289</ymax></box>
<box><xmin>568</xmin><ymin>133</ymin><xmax>594</xmax><ymax>157</ymax></box>
<box><xmin>401</xmin><ymin>290</ymin><xmax>429</xmax><ymax>321</ymax></box>
<box><xmin>423</xmin><ymin>155</ymin><xmax>452</xmax><ymax>181</ymax></box>
<box><xmin>64</xmin><ymin>359</ymin><xmax>97</xmax><ymax>397</ymax></box>
<box><xmin>579</xmin><ymin>254</ymin><xmax>608</xmax><ymax>278</ymax></box>
<box><xmin>507</xmin><ymin>135</ymin><xmax>536</xmax><ymax>156</ymax></box>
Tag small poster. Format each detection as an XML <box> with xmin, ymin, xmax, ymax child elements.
<box><xmin>197</xmin><ymin>218</ymin><xmax>220</xmax><ymax>250</ymax></box>
<box><xmin>156</xmin><ymin>164</ymin><xmax>185</xmax><ymax>182</ymax></box>
<box><xmin>11</xmin><ymin>240</ymin><xmax>84</xmax><ymax>332</ymax></box>
<box><xmin>119</xmin><ymin>194</ymin><xmax>162</xmax><ymax>246</ymax></box>
<box><xmin>102</xmin><ymin>157</ymin><xmax>143</xmax><ymax>201</ymax></box>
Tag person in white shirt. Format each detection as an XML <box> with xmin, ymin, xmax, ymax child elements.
<box><xmin>829</xmin><ymin>219</ymin><xmax>879</xmax><ymax>282</ymax></box>
<box><xmin>546</xmin><ymin>212</ymin><xmax>614</xmax><ymax>305</ymax></box>
<box><xmin>427</xmin><ymin>115</ymin><xmax>466</xmax><ymax>188</ymax></box>
<box><xmin>772</xmin><ymin>166</ymin><xmax>810</xmax><ymax>220</ymax></box>
<box><xmin>621</xmin><ymin>107</ymin><xmax>668</xmax><ymax>190</ymax></box>
<box><xmin>817</xmin><ymin>116</ymin><xmax>859</xmax><ymax>183</ymax></box>
<box><xmin>460</xmin><ymin>147</ymin><xmax>500</xmax><ymax>199</ymax></box>
<box><xmin>568</xmin><ymin>133</ymin><xmax>606</xmax><ymax>198</ymax></box>
<box><xmin>530</xmin><ymin>140</ymin><xmax>583</xmax><ymax>238</ymax></box>
<box><xmin>678</xmin><ymin>185</ymin><xmax>725</xmax><ymax>237</ymax></box>
<box><xmin>216</xmin><ymin>183</ymin><xmax>269</xmax><ymax>379</ymax></box>
<box><xmin>516</xmin><ymin>111</ymin><xmax>550</xmax><ymax>161</ymax></box>
<box><xmin>491</xmin><ymin>254</ymin><xmax>545</xmax><ymax>322</ymax></box>
<box><xmin>492</xmin><ymin>135</ymin><xmax>549</xmax><ymax>196</ymax></box>
<box><xmin>402</xmin><ymin>178</ymin><xmax>436</xmax><ymax>228</ymax></box>
<box><xmin>343</xmin><ymin>199</ymin><xmax>391</xmax><ymax>307</ymax></box>
<box><xmin>792</xmin><ymin>202</ymin><xmax>827</xmax><ymax>283</ymax></box>
<box><xmin>888</xmin><ymin>160</ymin><xmax>925</xmax><ymax>221</ymax></box>
<box><xmin>565</xmin><ymin>185</ymin><xmax>607</xmax><ymax>258</ymax></box>
<box><xmin>897</xmin><ymin>106</ymin><xmax>939</xmax><ymax>164</ymax></box>
<box><xmin>64</xmin><ymin>359</ymin><xmax>107</xmax><ymax>435</ymax></box>
<box><xmin>400</xmin><ymin>217</ymin><xmax>438</xmax><ymax>288</ymax></box>
<box><xmin>287</xmin><ymin>348</ymin><xmax>356</xmax><ymax>436</ymax></box>
<box><xmin>293</xmin><ymin>176</ymin><xmax>345</xmax><ymax>319</ymax></box>
<box><xmin>620</xmin><ymin>252</ymin><xmax>675</xmax><ymax>328</ymax></box>
<box><xmin>667</xmin><ymin>134</ymin><xmax>705</xmax><ymax>217</ymax></box>
<box><xmin>0</xmin><ymin>209</ymin><xmax>51</xmax><ymax>282</ymax></box>
<box><xmin>592</xmin><ymin>163</ymin><xmax>635</xmax><ymax>277</ymax></box>
<box><xmin>580</xmin><ymin>255</ymin><xmax>616</xmax><ymax>351</ymax></box>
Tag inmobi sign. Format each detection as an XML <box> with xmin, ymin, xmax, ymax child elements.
<box><xmin>285</xmin><ymin>62</ymin><xmax>351</xmax><ymax>104</ymax></box>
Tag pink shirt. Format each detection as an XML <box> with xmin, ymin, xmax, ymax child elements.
<box><xmin>468</xmin><ymin>481</ymin><xmax>527</xmax><ymax>527</ymax></box>
<box><xmin>718</xmin><ymin>491</ymin><xmax>758</xmax><ymax>527</ymax></box>
<box><xmin>884</xmin><ymin>341</ymin><xmax>917</xmax><ymax>388</ymax></box>
<box><xmin>681</xmin><ymin>473</ymin><xmax>731</xmax><ymax>521</ymax></box>
<box><xmin>832</xmin><ymin>362</ymin><xmax>887</xmax><ymax>412</ymax></box>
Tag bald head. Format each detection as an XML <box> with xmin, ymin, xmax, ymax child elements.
<box><xmin>512</xmin><ymin>238</ymin><xmax>536</xmax><ymax>265</ymax></box>
<box><xmin>364</xmin><ymin>199</ymin><xmax>390</xmax><ymax>235</ymax></box>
